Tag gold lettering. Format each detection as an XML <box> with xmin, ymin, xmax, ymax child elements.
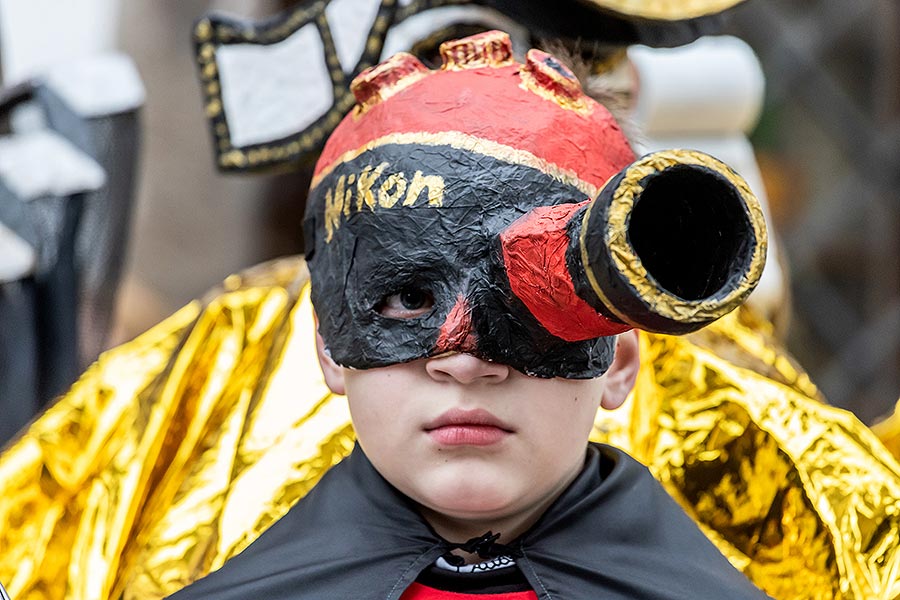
<box><xmin>356</xmin><ymin>162</ymin><xmax>389</xmax><ymax>211</ymax></box>
<box><xmin>344</xmin><ymin>173</ymin><xmax>356</xmax><ymax>216</ymax></box>
<box><xmin>322</xmin><ymin>163</ymin><xmax>445</xmax><ymax>243</ymax></box>
<box><xmin>403</xmin><ymin>170</ymin><xmax>445</xmax><ymax>207</ymax></box>
<box><xmin>323</xmin><ymin>174</ymin><xmax>347</xmax><ymax>242</ymax></box>
<box><xmin>378</xmin><ymin>172</ymin><xmax>408</xmax><ymax>208</ymax></box>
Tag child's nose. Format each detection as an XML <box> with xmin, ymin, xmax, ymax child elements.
<box><xmin>424</xmin><ymin>353</ymin><xmax>509</xmax><ymax>385</ymax></box>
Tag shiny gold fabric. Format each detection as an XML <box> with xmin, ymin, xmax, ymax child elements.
<box><xmin>601</xmin><ymin>315</ymin><xmax>900</xmax><ymax>600</ymax></box>
<box><xmin>2</xmin><ymin>257</ymin><xmax>899</xmax><ymax>600</ymax></box>
<box><xmin>871</xmin><ymin>403</ymin><xmax>900</xmax><ymax>460</ymax></box>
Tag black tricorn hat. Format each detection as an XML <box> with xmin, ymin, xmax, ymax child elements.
<box><xmin>481</xmin><ymin>0</ymin><xmax>748</xmax><ymax>47</ymax></box>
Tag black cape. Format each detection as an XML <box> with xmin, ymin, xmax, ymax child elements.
<box><xmin>168</xmin><ymin>444</ymin><xmax>770</xmax><ymax>600</ymax></box>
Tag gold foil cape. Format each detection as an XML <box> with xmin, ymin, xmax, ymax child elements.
<box><xmin>871</xmin><ymin>403</ymin><xmax>900</xmax><ymax>460</ymax></box>
<box><xmin>605</xmin><ymin>315</ymin><xmax>900</xmax><ymax>600</ymax></box>
<box><xmin>1</xmin><ymin>257</ymin><xmax>899</xmax><ymax>600</ymax></box>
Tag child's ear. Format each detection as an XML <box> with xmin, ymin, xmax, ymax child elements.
<box><xmin>314</xmin><ymin>315</ymin><xmax>346</xmax><ymax>395</ymax></box>
<box><xmin>599</xmin><ymin>330</ymin><xmax>640</xmax><ymax>410</ymax></box>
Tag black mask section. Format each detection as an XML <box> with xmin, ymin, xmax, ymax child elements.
<box><xmin>305</xmin><ymin>142</ymin><xmax>616</xmax><ymax>378</ymax></box>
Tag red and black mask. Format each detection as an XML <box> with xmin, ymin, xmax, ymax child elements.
<box><xmin>304</xmin><ymin>31</ymin><xmax>766</xmax><ymax>378</ymax></box>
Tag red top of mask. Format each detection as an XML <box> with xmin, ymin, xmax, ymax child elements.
<box><xmin>311</xmin><ymin>30</ymin><xmax>635</xmax><ymax>194</ymax></box>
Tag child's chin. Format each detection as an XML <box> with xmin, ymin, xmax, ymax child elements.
<box><xmin>421</xmin><ymin>474</ymin><xmax>524</xmax><ymax>518</ymax></box>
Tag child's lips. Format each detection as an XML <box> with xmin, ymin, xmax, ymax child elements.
<box><xmin>427</xmin><ymin>425</ymin><xmax>510</xmax><ymax>446</ymax></box>
<box><xmin>423</xmin><ymin>408</ymin><xmax>514</xmax><ymax>446</ymax></box>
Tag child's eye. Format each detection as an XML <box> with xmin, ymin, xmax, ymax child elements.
<box><xmin>377</xmin><ymin>287</ymin><xmax>435</xmax><ymax>319</ymax></box>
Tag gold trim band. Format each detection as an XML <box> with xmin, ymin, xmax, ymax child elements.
<box><xmin>579</xmin><ymin>200</ymin><xmax>640</xmax><ymax>327</ymax></box>
<box><xmin>311</xmin><ymin>130</ymin><xmax>600</xmax><ymax>199</ymax></box>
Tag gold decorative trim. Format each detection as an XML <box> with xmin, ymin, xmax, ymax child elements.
<box><xmin>350</xmin><ymin>53</ymin><xmax>430</xmax><ymax>116</ymax></box>
<box><xmin>579</xmin><ymin>200</ymin><xmax>639</xmax><ymax>327</ymax></box>
<box><xmin>520</xmin><ymin>49</ymin><xmax>593</xmax><ymax>115</ymax></box>
<box><xmin>439</xmin><ymin>30</ymin><xmax>514</xmax><ymax>71</ymax></box>
<box><xmin>194</xmin><ymin>0</ymin><xmax>398</xmax><ymax>172</ymax></box>
<box><xmin>310</xmin><ymin>131</ymin><xmax>600</xmax><ymax>198</ymax></box>
<box><xmin>581</xmin><ymin>149</ymin><xmax>767</xmax><ymax>325</ymax></box>
<box><xmin>582</xmin><ymin>0</ymin><xmax>746</xmax><ymax>20</ymax></box>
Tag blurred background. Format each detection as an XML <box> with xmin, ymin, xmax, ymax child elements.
<box><xmin>726</xmin><ymin>2</ymin><xmax>900</xmax><ymax>423</ymax></box>
<box><xmin>1</xmin><ymin>0</ymin><xmax>898</xmax><ymax>428</ymax></box>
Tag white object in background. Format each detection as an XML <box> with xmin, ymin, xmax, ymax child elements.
<box><xmin>629</xmin><ymin>36</ymin><xmax>783</xmax><ymax>320</ymax></box>
<box><xmin>0</xmin><ymin>0</ymin><xmax>121</xmax><ymax>85</ymax></box>
<box><xmin>0</xmin><ymin>221</ymin><xmax>36</xmax><ymax>282</ymax></box>
<box><xmin>217</xmin><ymin>24</ymin><xmax>334</xmax><ymax>148</ymax></box>
<box><xmin>0</xmin><ymin>130</ymin><xmax>106</xmax><ymax>201</ymax></box>
<box><xmin>326</xmin><ymin>0</ymin><xmax>383</xmax><ymax>73</ymax></box>
<box><xmin>628</xmin><ymin>36</ymin><xmax>765</xmax><ymax>136</ymax></box>
<box><xmin>43</xmin><ymin>53</ymin><xmax>145</xmax><ymax>118</ymax></box>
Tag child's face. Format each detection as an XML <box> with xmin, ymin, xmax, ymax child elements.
<box><xmin>350</xmin><ymin>356</ymin><xmax>603</xmax><ymax>533</ymax></box>
<box><xmin>317</xmin><ymin>331</ymin><xmax>638</xmax><ymax>541</ymax></box>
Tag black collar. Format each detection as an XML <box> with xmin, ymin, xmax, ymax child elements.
<box><xmin>169</xmin><ymin>444</ymin><xmax>769</xmax><ymax>600</ymax></box>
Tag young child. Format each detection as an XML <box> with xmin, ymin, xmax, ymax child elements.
<box><xmin>169</xmin><ymin>31</ymin><xmax>770</xmax><ymax>599</ymax></box>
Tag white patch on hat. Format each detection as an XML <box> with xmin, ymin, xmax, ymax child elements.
<box><xmin>218</xmin><ymin>23</ymin><xmax>334</xmax><ymax>148</ymax></box>
<box><xmin>326</xmin><ymin>0</ymin><xmax>383</xmax><ymax>73</ymax></box>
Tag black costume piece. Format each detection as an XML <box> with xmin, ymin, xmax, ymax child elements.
<box><xmin>169</xmin><ymin>444</ymin><xmax>770</xmax><ymax>600</ymax></box>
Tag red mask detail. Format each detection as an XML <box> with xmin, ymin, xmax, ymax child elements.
<box><xmin>500</xmin><ymin>202</ymin><xmax>632</xmax><ymax>341</ymax></box>
<box><xmin>435</xmin><ymin>295</ymin><xmax>478</xmax><ymax>354</ymax></box>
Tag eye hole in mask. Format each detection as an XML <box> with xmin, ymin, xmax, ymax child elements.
<box><xmin>376</xmin><ymin>286</ymin><xmax>435</xmax><ymax>320</ymax></box>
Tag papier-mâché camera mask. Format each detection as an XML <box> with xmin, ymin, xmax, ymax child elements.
<box><xmin>304</xmin><ymin>31</ymin><xmax>766</xmax><ymax>378</ymax></box>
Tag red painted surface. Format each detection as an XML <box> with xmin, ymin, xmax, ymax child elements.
<box><xmin>315</xmin><ymin>63</ymin><xmax>635</xmax><ymax>191</ymax></box>
<box><xmin>435</xmin><ymin>295</ymin><xmax>478</xmax><ymax>354</ymax></box>
<box><xmin>400</xmin><ymin>582</ymin><xmax>539</xmax><ymax>600</ymax></box>
<box><xmin>500</xmin><ymin>202</ymin><xmax>631</xmax><ymax>341</ymax></box>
